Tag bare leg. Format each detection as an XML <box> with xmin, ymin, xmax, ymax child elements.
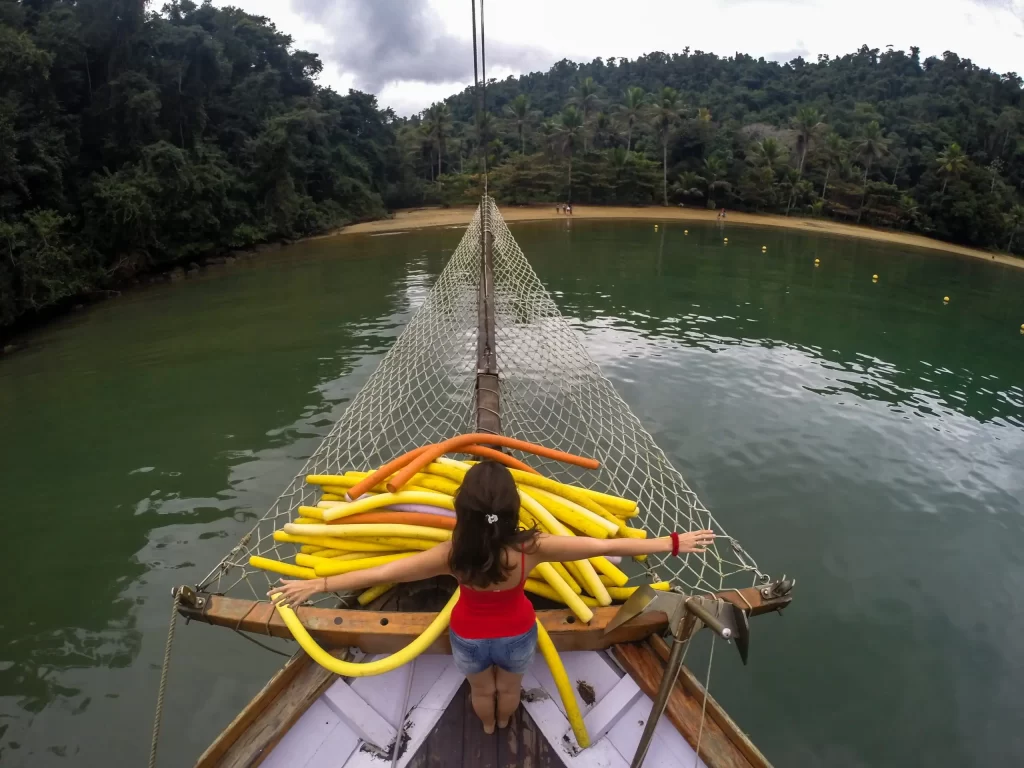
<box><xmin>495</xmin><ymin>668</ymin><xmax>525</xmax><ymax>728</ymax></box>
<box><xmin>466</xmin><ymin>667</ymin><xmax>498</xmax><ymax>733</ymax></box>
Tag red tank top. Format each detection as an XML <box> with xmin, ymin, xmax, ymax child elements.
<box><xmin>449</xmin><ymin>548</ymin><xmax>536</xmax><ymax>639</ymax></box>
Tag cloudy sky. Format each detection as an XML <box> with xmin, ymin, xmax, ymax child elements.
<box><xmin>218</xmin><ymin>0</ymin><xmax>1024</xmax><ymax>116</ymax></box>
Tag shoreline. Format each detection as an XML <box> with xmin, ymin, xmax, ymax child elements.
<box><xmin>337</xmin><ymin>205</ymin><xmax>1024</xmax><ymax>270</ymax></box>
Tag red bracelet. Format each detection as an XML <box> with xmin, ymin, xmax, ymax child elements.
<box><xmin>670</xmin><ymin>532</ymin><xmax>680</xmax><ymax>557</ymax></box>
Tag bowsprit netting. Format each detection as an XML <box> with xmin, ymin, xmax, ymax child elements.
<box><xmin>198</xmin><ymin>198</ymin><xmax>769</xmax><ymax>602</ymax></box>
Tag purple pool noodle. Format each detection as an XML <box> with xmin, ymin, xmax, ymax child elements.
<box><xmin>381</xmin><ymin>504</ymin><xmax>457</xmax><ymax>518</ymax></box>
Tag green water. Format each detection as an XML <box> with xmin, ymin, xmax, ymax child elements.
<box><xmin>1</xmin><ymin>220</ymin><xmax>1022</xmax><ymax>766</ymax></box>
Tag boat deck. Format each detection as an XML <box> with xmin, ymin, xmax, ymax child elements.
<box><xmin>408</xmin><ymin>681</ymin><xmax>562</xmax><ymax>767</ymax></box>
<box><xmin>252</xmin><ymin>649</ymin><xmax>708</xmax><ymax>768</ymax></box>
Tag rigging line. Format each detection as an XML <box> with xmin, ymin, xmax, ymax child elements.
<box><xmin>480</xmin><ymin>0</ymin><xmax>487</xmax><ymax>197</ymax></box>
<box><xmin>148</xmin><ymin>594</ymin><xmax>180</xmax><ymax>768</ymax></box>
<box><xmin>691</xmin><ymin>634</ymin><xmax>716</xmax><ymax>768</ymax></box>
<box><xmin>232</xmin><ymin>628</ymin><xmax>293</xmax><ymax>658</ymax></box>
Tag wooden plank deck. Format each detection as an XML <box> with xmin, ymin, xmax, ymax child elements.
<box><xmin>407</xmin><ymin>681</ymin><xmax>562</xmax><ymax>768</ymax></box>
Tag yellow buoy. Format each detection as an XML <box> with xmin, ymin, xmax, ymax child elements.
<box><xmin>762</xmin><ymin>245</ymin><xmax>767</xmax><ymax>252</ymax></box>
<box><xmin>1020</xmin><ymin>323</ymin><xmax>1024</xmax><ymax>331</ymax></box>
<box><xmin>872</xmin><ymin>274</ymin><xmax>879</xmax><ymax>281</ymax></box>
<box><xmin>654</xmin><ymin>224</ymin><xmax>658</xmax><ymax>231</ymax></box>
<box><xmin>943</xmin><ymin>296</ymin><xmax>950</xmax><ymax>303</ymax></box>
<box><xmin>723</xmin><ymin>237</ymin><xmax>728</xmax><ymax>243</ymax></box>
<box><xmin>684</xmin><ymin>229</ymin><xmax>688</xmax><ymax>235</ymax></box>
<box><xmin>814</xmin><ymin>258</ymin><xmax>820</xmax><ymax>265</ymax></box>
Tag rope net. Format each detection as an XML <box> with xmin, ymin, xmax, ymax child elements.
<box><xmin>198</xmin><ymin>199</ymin><xmax>768</xmax><ymax>603</ymax></box>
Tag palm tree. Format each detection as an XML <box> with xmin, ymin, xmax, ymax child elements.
<box><xmin>793</xmin><ymin>106</ymin><xmax>824</xmax><ymax>174</ymax></box>
<box><xmin>748</xmin><ymin>137</ymin><xmax>787</xmax><ymax>171</ymax></box>
<box><xmin>785</xmin><ymin>106</ymin><xmax>824</xmax><ymax>214</ymax></box>
<box><xmin>592</xmin><ymin>112</ymin><xmax>614</xmax><ymax>150</ymax></box>
<box><xmin>540</xmin><ymin>119</ymin><xmax>558</xmax><ymax>160</ymax></box>
<box><xmin>820</xmin><ymin>131</ymin><xmax>845</xmax><ymax>201</ymax></box>
<box><xmin>558</xmin><ymin>105</ymin><xmax>585</xmax><ymax>201</ymax></box>
<box><xmin>424</xmin><ymin>102</ymin><xmax>450</xmax><ymax>183</ymax></box>
<box><xmin>702</xmin><ymin>154</ymin><xmax>730</xmax><ymax>207</ymax></box>
<box><xmin>855</xmin><ymin>121</ymin><xmax>889</xmax><ymax>222</ymax></box>
<box><xmin>1004</xmin><ymin>204</ymin><xmax>1024</xmax><ymax>253</ymax></box>
<box><xmin>504</xmin><ymin>94</ymin><xmax>531</xmax><ymax>155</ymax></box>
<box><xmin>936</xmin><ymin>142</ymin><xmax>968</xmax><ymax>195</ymax></box>
<box><xmin>650</xmin><ymin>86</ymin><xmax>683</xmax><ymax>206</ymax></box>
<box><xmin>570</xmin><ymin>76</ymin><xmax>600</xmax><ymax>151</ymax></box>
<box><xmin>614</xmin><ymin>86</ymin><xmax>646</xmax><ymax>155</ymax></box>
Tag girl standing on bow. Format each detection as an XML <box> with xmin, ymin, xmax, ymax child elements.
<box><xmin>270</xmin><ymin>461</ymin><xmax>715</xmax><ymax>733</ymax></box>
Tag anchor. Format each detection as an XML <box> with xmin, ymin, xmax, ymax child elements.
<box><xmin>606</xmin><ymin>585</ymin><xmax>752</xmax><ymax>768</ymax></box>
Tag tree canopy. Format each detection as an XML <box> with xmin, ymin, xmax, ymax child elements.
<box><xmin>2</xmin><ymin>3</ymin><xmax>1022</xmax><ymax>334</ymax></box>
<box><xmin>0</xmin><ymin>0</ymin><xmax>399</xmax><ymax>331</ymax></box>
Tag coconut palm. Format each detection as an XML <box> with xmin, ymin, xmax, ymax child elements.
<box><xmin>936</xmin><ymin>142</ymin><xmax>968</xmax><ymax>195</ymax></box>
<box><xmin>1005</xmin><ymin>204</ymin><xmax>1024</xmax><ymax>253</ymax></box>
<box><xmin>592</xmin><ymin>112</ymin><xmax>614</xmax><ymax>150</ymax></box>
<box><xmin>504</xmin><ymin>94</ymin><xmax>531</xmax><ymax>155</ymax></box>
<box><xmin>793</xmin><ymin>106</ymin><xmax>824</xmax><ymax>174</ymax></box>
<box><xmin>650</xmin><ymin>86</ymin><xmax>683</xmax><ymax>206</ymax></box>
<box><xmin>855</xmin><ymin>121</ymin><xmax>889</xmax><ymax>222</ymax></box>
<box><xmin>702</xmin><ymin>154</ymin><xmax>731</xmax><ymax>207</ymax></box>
<box><xmin>570</xmin><ymin>76</ymin><xmax>600</xmax><ymax>151</ymax></box>
<box><xmin>424</xmin><ymin>102</ymin><xmax>450</xmax><ymax>183</ymax></box>
<box><xmin>558</xmin><ymin>105</ymin><xmax>585</xmax><ymax>201</ymax></box>
<box><xmin>748</xmin><ymin>137</ymin><xmax>787</xmax><ymax>171</ymax></box>
<box><xmin>820</xmin><ymin>131</ymin><xmax>845</xmax><ymax>200</ymax></box>
<box><xmin>614</xmin><ymin>86</ymin><xmax>646</xmax><ymax>155</ymax></box>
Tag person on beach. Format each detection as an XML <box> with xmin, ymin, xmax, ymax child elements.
<box><xmin>270</xmin><ymin>460</ymin><xmax>714</xmax><ymax>734</ymax></box>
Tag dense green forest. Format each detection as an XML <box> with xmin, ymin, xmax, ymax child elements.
<box><xmin>409</xmin><ymin>49</ymin><xmax>1024</xmax><ymax>253</ymax></box>
<box><xmin>0</xmin><ymin>0</ymin><xmax>399</xmax><ymax>332</ymax></box>
<box><xmin>2</xmin><ymin>0</ymin><xmax>1023</xmax><ymax>335</ymax></box>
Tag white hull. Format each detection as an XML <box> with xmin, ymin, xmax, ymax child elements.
<box><xmin>259</xmin><ymin>650</ymin><xmax>706</xmax><ymax>768</ymax></box>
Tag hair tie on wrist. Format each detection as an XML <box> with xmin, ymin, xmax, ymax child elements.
<box><xmin>671</xmin><ymin>531</ymin><xmax>680</xmax><ymax>557</ymax></box>
<box><xmin>486</xmin><ymin>514</ymin><xmax>498</xmax><ymax>524</ymax></box>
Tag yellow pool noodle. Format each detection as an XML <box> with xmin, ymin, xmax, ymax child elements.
<box><xmin>524</xmin><ymin>579</ymin><xmax>599</xmax><ymax>608</ymax></box>
<box><xmin>319</xmin><ymin>491</ymin><xmax>455</xmax><ymax>522</ymax></box>
<box><xmin>273</xmin><ymin>530</ymin><xmax>398</xmax><ymax>551</ymax></box>
<box><xmin>272</xmin><ymin>590</ymin><xmax>458</xmax><ymax>678</ymax></box>
<box><xmin>521</xmin><ymin>486</ymin><xmax>616</xmax><ymax>538</ymax></box>
<box><xmin>606</xmin><ymin>583</ymin><xmax>672</xmax><ymax>601</ymax></box>
<box><xmin>590</xmin><ymin>556</ymin><xmax>629</xmax><ymax>587</ymax></box>
<box><xmin>535</xmin><ymin>620</ymin><xmax>590</xmax><ymax>748</ymax></box>
<box><xmin>535</xmin><ymin>562</ymin><xmax>593</xmax><ymax>624</ymax></box>
<box><xmin>358</xmin><ymin>582</ymin><xmax>397</xmax><ymax>606</ymax></box>
<box><xmin>249</xmin><ymin>556</ymin><xmax>315</xmax><ymax>580</ymax></box>
<box><xmin>284</xmin><ymin>522</ymin><xmax>451</xmax><ymax>542</ymax></box>
<box><xmin>300</xmin><ymin>552</ymin><xmax>417</xmax><ymax>577</ymax></box>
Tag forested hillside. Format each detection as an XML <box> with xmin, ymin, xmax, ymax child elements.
<box><xmin>404</xmin><ymin>48</ymin><xmax>1024</xmax><ymax>255</ymax></box>
<box><xmin>0</xmin><ymin>0</ymin><xmax>398</xmax><ymax>331</ymax></box>
<box><xmin>2</xmin><ymin>0</ymin><xmax>1022</xmax><ymax>336</ymax></box>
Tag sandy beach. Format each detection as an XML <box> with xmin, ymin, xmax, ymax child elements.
<box><xmin>337</xmin><ymin>205</ymin><xmax>1023</xmax><ymax>270</ymax></box>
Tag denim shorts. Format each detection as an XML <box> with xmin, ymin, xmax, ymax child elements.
<box><xmin>449</xmin><ymin>624</ymin><xmax>538</xmax><ymax>675</ymax></box>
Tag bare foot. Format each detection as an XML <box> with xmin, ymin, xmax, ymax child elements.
<box><xmin>483</xmin><ymin>722</ymin><xmax>496</xmax><ymax>735</ymax></box>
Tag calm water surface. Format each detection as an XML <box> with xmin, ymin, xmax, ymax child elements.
<box><xmin>1</xmin><ymin>220</ymin><xmax>1022</xmax><ymax>767</ymax></box>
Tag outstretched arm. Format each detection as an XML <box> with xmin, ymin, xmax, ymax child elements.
<box><xmin>534</xmin><ymin>530</ymin><xmax>714</xmax><ymax>564</ymax></box>
<box><xmin>269</xmin><ymin>542</ymin><xmax>453</xmax><ymax>609</ymax></box>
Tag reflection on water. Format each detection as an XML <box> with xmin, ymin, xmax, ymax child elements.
<box><xmin>0</xmin><ymin>220</ymin><xmax>1022</xmax><ymax>766</ymax></box>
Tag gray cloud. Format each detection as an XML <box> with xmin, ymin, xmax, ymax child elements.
<box><xmin>290</xmin><ymin>0</ymin><xmax>553</xmax><ymax>92</ymax></box>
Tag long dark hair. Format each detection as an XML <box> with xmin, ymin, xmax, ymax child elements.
<box><xmin>449</xmin><ymin>460</ymin><xmax>539</xmax><ymax>588</ymax></box>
